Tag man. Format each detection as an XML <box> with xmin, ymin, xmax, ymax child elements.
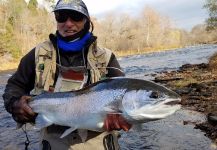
<box><xmin>2</xmin><ymin>0</ymin><xmax>131</xmax><ymax>149</ymax></box>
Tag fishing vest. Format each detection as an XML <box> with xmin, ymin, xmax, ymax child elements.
<box><xmin>31</xmin><ymin>40</ymin><xmax>112</xmax><ymax>95</ymax></box>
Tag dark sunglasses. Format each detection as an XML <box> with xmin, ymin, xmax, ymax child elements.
<box><xmin>55</xmin><ymin>10</ymin><xmax>85</xmax><ymax>23</ymax></box>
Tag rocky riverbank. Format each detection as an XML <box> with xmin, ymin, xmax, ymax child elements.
<box><xmin>153</xmin><ymin>52</ymin><xmax>217</xmax><ymax>143</ymax></box>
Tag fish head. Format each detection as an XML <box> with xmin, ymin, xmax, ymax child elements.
<box><xmin>121</xmin><ymin>87</ymin><xmax>181</xmax><ymax>123</ymax></box>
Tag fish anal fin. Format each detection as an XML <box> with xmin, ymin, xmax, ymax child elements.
<box><xmin>78</xmin><ymin>129</ymin><xmax>88</xmax><ymax>143</ymax></box>
<box><xmin>60</xmin><ymin>127</ymin><xmax>77</xmax><ymax>138</ymax></box>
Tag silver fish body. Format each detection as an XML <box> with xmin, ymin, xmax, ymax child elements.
<box><xmin>29</xmin><ymin>77</ymin><xmax>181</xmax><ymax>139</ymax></box>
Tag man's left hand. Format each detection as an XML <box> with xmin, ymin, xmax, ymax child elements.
<box><xmin>104</xmin><ymin>114</ymin><xmax>132</xmax><ymax>132</ymax></box>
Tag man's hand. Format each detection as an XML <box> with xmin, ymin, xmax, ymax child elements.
<box><xmin>11</xmin><ymin>96</ymin><xmax>36</xmax><ymax>123</ymax></box>
<box><xmin>104</xmin><ymin>114</ymin><xmax>132</xmax><ymax>132</ymax></box>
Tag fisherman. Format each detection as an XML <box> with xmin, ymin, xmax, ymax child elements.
<box><xmin>2</xmin><ymin>0</ymin><xmax>131</xmax><ymax>149</ymax></box>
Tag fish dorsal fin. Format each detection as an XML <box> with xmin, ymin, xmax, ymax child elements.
<box><xmin>78</xmin><ymin>129</ymin><xmax>88</xmax><ymax>143</ymax></box>
<box><xmin>60</xmin><ymin>126</ymin><xmax>77</xmax><ymax>138</ymax></box>
<box><xmin>35</xmin><ymin>114</ymin><xmax>53</xmax><ymax>129</ymax></box>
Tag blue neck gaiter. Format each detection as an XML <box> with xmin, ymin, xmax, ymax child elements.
<box><xmin>57</xmin><ymin>32</ymin><xmax>92</xmax><ymax>52</ymax></box>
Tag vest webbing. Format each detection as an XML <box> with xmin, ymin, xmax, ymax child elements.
<box><xmin>31</xmin><ymin>40</ymin><xmax>112</xmax><ymax>95</ymax></box>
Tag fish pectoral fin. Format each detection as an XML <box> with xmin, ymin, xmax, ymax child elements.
<box><xmin>78</xmin><ymin>129</ymin><xmax>88</xmax><ymax>143</ymax></box>
<box><xmin>60</xmin><ymin>127</ymin><xmax>77</xmax><ymax>138</ymax></box>
<box><xmin>35</xmin><ymin>114</ymin><xmax>53</xmax><ymax>129</ymax></box>
<box><xmin>103</xmin><ymin>102</ymin><xmax>123</xmax><ymax>114</ymax></box>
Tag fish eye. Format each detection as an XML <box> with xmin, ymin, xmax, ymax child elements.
<box><xmin>149</xmin><ymin>91</ymin><xmax>161</xmax><ymax>98</ymax></box>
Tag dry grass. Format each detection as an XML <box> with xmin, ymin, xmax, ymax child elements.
<box><xmin>0</xmin><ymin>61</ymin><xmax>18</xmax><ymax>72</ymax></box>
<box><xmin>170</xmin><ymin>78</ymin><xmax>199</xmax><ymax>88</ymax></box>
<box><xmin>114</xmin><ymin>46</ymin><xmax>183</xmax><ymax>57</ymax></box>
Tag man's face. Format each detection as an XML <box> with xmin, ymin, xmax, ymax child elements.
<box><xmin>55</xmin><ymin>10</ymin><xmax>86</xmax><ymax>37</ymax></box>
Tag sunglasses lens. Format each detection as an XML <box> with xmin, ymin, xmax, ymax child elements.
<box><xmin>69</xmin><ymin>13</ymin><xmax>84</xmax><ymax>21</ymax></box>
<box><xmin>55</xmin><ymin>12</ymin><xmax>67</xmax><ymax>23</ymax></box>
<box><xmin>55</xmin><ymin>10</ymin><xmax>85</xmax><ymax>23</ymax></box>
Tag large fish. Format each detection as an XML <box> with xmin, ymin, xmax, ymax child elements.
<box><xmin>29</xmin><ymin>77</ymin><xmax>181</xmax><ymax>141</ymax></box>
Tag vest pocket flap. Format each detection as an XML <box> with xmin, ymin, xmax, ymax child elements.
<box><xmin>42</xmin><ymin>59</ymin><xmax>54</xmax><ymax>86</ymax></box>
<box><xmin>40</xmin><ymin>41</ymin><xmax>53</xmax><ymax>52</ymax></box>
<box><xmin>34</xmin><ymin>40</ymin><xmax>56</xmax><ymax>93</ymax></box>
<box><xmin>36</xmin><ymin>59</ymin><xmax>53</xmax><ymax>88</ymax></box>
<box><xmin>36</xmin><ymin>41</ymin><xmax>53</xmax><ymax>57</ymax></box>
<box><xmin>92</xmin><ymin>47</ymin><xmax>106</xmax><ymax>58</ymax></box>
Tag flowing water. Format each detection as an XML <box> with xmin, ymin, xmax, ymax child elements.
<box><xmin>0</xmin><ymin>44</ymin><xmax>217</xmax><ymax>150</ymax></box>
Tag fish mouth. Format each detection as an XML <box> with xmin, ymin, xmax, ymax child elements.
<box><xmin>165</xmin><ymin>99</ymin><xmax>181</xmax><ymax>106</ymax></box>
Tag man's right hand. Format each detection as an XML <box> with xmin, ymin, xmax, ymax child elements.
<box><xmin>11</xmin><ymin>96</ymin><xmax>36</xmax><ymax>123</ymax></box>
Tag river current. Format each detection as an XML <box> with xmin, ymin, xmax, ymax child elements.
<box><xmin>0</xmin><ymin>44</ymin><xmax>217</xmax><ymax>150</ymax></box>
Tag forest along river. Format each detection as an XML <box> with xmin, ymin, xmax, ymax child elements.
<box><xmin>0</xmin><ymin>44</ymin><xmax>217</xmax><ymax>150</ymax></box>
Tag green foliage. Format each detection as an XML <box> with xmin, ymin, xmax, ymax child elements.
<box><xmin>10</xmin><ymin>0</ymin><xmax>27</xmax><ymax>17</ymax></box>
<box><xmin>204</xmin><ymin>0</ymin><xmax>217</xmax><ymax>30</ymax></box>
<box><xmin>0</xmin><ymin>22</ymin><xmax>21</xmax><ymax>58</ymax></box>
<box><xmin>28</xmin><ymin>0</ymin><xmax>38</xmax><ymax>11</ymax></box>
<box><xmin>0</xmin><ymin>0</ymin><xmax>56</xmax><ymax>61</ymax></box>
<box><xmin>44</xmin><ymin>0</ymin><xmax>55</xmax><ymax>3</ymax></box>
<box><xmin>0</xmin><ymin>0</ymin><xmax>26</xmax><ymax>58</ymax></box>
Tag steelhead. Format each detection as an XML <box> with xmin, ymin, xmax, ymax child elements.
<box><xmin>29</xmin><ymin>77</ymin><xmax>181</xmax><ymax>140</ymax></box>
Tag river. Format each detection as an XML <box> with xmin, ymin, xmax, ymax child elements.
<box><xmin>0</xmin><ymin>44</ymin><xmax>217</xmax><ymax>150</ymax></box>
